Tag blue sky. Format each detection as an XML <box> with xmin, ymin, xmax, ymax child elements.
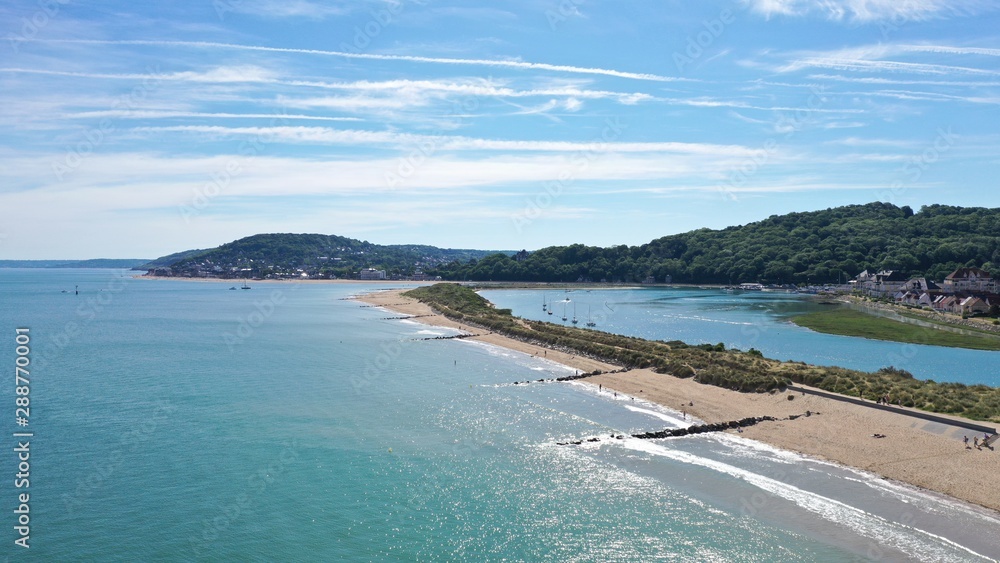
<box><xmin>2</xmin><ymin>0</ymin><xmax>999</xmax><ymax>259</ymax></box>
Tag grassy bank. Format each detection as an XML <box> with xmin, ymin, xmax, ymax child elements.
<box><xmin>405</xmin><ymin>284</ymin><xmax>1000</xmax><ymax>422</ymax></box>
<box><xmin>792</xmin><ymin>307</ymin><xmax>1000</xmax><ymax>351</ymax></box>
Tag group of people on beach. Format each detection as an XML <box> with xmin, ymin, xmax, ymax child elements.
<box><xmin>875</xmin><ymin>393</ymin><xmax>900</xmax><ymax>407</ymax></box>
<box><xmin>964</xmin><ymin>433</ymin><xmax>995</xmax><ymax>450</ymax></box>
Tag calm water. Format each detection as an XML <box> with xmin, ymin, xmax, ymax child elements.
<box><xmin>483</xmin><ymin>287</ymin><xmax>1000</xmax><ymax>386</ymax></box>
<box><xmin>1</xmin><ymin>270</ymin><xmax>999</xmax><ymax>561</ymax></box>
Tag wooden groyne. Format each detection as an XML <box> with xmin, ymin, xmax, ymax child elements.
<box><xmin>511</xmin><ymin>368</ymin><xmax>631</xmax><ymax>385</ymax></box>
<box><xmin>557</xmin><ymin>413</ymin><xmax>815</xmax><ymax>446</ymax></box>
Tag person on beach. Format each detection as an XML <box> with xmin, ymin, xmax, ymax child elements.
<box><xmin>964</xmin><ymin>435</ymin><xmax>970</xmax><ymax>448</ymax></box>
<box><xmin>974</xmin><ymin>436</ymin><xmax>980</xmax><ymax>449</ymax></box>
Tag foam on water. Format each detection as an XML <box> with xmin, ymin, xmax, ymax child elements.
<box><xmin>619</xmin><ymin>438</ymin><xmax>995</xmax><ymax>561</ymax></box>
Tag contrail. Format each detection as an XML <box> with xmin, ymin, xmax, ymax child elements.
<box><xmin>44</xmin><ymin>39</ymin><xmax>680</xmax><ymax>83</ymax></box>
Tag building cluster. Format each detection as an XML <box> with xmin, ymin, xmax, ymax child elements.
<box><xmin>852</xmin><ymin>267</ymin><xmax>997</xmax><ymax>316</ymax></box>
<box><xmin>149</xmin><ymin>262</ymin><xmax>441</xmax><ymax>281</ymax></box>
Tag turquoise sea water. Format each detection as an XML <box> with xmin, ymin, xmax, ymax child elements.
<box><xmin>2</xmin><ymin>270</ymin><xmax>999</xmax><ymax>561</ymax></box>
<box><xmin>483</xmin><ymin>288</ymin><xmax>1000</xmax><ymax>386</ymax></box>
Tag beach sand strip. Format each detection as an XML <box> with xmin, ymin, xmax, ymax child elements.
<box><xmin>357</xmin><ymin>288</ymin><xmax>1000</xmax><ymax>512</ymax></box>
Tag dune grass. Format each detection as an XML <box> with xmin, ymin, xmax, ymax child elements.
<box><xmin>405</xmin><ymin>284</ymin><xmax>1000</xmax><ymax>422</ymax></box>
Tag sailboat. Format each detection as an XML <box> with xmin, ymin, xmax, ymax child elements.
<box><xmin>542</xmin><ymin>294</ymin><xmax>547</xmax><ymax>311</ymax></box>
<box><xmin>561</xmin><ymin>302</ymin><xmax>567</xmax><ymax>322</ymax></box>
<box><xmin>241</xmin><ymin>278</ymin><xmax>251</xmax><ymax>290</ymax></box>
<box><xmin>571</xmin><ymin>303</ymin><xmax>578</xmax><ymax>325</ymax></box>
<box><xmin>586</xmin><ymin>305</ymin><xmax>596</xmax><ymax>327</ymax></box>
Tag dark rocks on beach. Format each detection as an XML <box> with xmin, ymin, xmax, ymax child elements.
<box><xmin>414</xmin><ymin>333</ymin><xmax>478</xmax><ymax>341</ymax></box>
<box><xmin>561</xmin><ymin>414</ymin><xmax>799</xmax><ymax>445</ymax></box>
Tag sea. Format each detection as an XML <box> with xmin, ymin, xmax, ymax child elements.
<box><xmin>1</xmin><ymin>269</ymin><xmax>999</xmax><ymax>562</ymax></box>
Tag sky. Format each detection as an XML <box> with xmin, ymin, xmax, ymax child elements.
<box><xmin>2</xmin><ymin>0</ymin><xmax>999</xmax><ymax>259</ymax></box>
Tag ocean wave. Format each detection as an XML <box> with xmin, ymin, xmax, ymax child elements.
<box><xmin>618</xmin><ymin>438</ymin><xmax>994</xmax><ymax>561</ymax></box>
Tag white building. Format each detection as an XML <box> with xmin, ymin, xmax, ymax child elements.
<box><xmin>358</xmin><ymin>268</ymin><xmax>386</xmax><ymax>280</ymax></box>
<box><xmin>943</xmin><ymin>267</ymin><xmax>995</xmax><ymax>294</ymax></box>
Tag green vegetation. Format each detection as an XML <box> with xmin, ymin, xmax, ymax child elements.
<box><xmin>146</xmin><ymin>202</ymin><xmax>1000</xmax><ymax>283</ymax></box>
<box><xmin>792</xmin><ymin>308</ymin><xmax>1000</xmax><ymax>351</ymax></box>
<box><xmin>429</xmin><ymin>202</ymin><xmax>1000</xmax><ymax>283</ymax></box>
<box><xmin>143</xmin><ymin>233</ymin><xmax>504</xmax><ymax>279</ymax></box>
<box><xmin>893</xmin><ymin>309</ymin><xmax>1000</xmax><ymax>338</ymax></box>
<box><xmin>406</xmin><ymin>284</ymin><xmax>1000</xmax><ymax>422</ymax></box>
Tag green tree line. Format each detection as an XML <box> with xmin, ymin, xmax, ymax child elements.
<box><xmin>430</xmin><ymin>203</ymin><xmax>1000</xmax><ymax>284</ymax></box>
<box><xmin>146</xmin><ymin>233</ymin><xmax>502</xmax><ymax>278</ymax></box>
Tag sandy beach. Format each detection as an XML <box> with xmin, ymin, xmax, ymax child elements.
<box><xmin>359</xmin><ymin>288</ymin><xmax>1000</xmax><ymax>513</ymax></box>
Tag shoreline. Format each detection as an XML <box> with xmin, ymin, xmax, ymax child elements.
<box><xmin>358</xmin><ymin>288</ymin><xmax>1000</xmax><ymax>513</ymax></box>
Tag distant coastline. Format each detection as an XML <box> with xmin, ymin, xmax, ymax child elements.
<box><xmin>0</xmin><ymin>259</ymin><xmax>149</xmax><ymax>269</ymax></box>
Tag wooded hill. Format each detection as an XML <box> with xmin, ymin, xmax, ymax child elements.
<box><xmin>142</xmin><ymin>233</ymin><xmax>503</xmax><ymax>279</ymax></box>
<box><xmin>429</xmin><ymin>203</ymin><xmax>1000</xmax><ymax>284</ymax></box>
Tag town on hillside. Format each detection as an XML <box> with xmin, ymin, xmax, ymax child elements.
<box><xmin>851</xmin><ymin>267</ymin><xmax>998</xmax><ymax>317</ymax></box>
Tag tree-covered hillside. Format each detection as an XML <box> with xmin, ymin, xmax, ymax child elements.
<box><xmin>430</xmin><ymin>203</ymin><xmax>1000</xmax><ymax>284</ymax></box>
<box><xmin>145</xmin><ymin>233</ymin><xmax>504</xmax><ymax>279</ymax></box>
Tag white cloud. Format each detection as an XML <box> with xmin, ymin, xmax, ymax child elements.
<box><xmin>48</xmin><ymin>39</ymin><xmax>682</xmax><ymax>83</ymax></box>
<box><xmin>219</xmin><ymin>0</ymin><xmax>350</xmax><ymax>19</ymax></box>
<box><xmin>61</xmin><ymin>110</ymin><xmax>361</xmax><ymax>122</ymax></box>
<box><xmin>743</xmin><ymin>0</ymin><xmax>991</xmax><ymax>22</ymax></box>
<box><xmin>126</xmin><ymin>125</ymin><xmax>761</xmax><ymax>156</ymax></box>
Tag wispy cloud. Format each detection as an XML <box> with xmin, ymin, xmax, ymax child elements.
<box><xmin>128</xmin><ymin>125</ymin><xmax>760</xmax><ymax>155</ymax></box>
<box><xmin>218</xmin><ymin>0</ymin><xmax>350</xmax><ymax>19</ymax></box>
<box><xmin>810</xmin><ymin>73</ymin><xmax>1000</xmax><ymax>87</ymax></box>
<box><xmin>743</xmin><ymin>0</ymin><xmax>991</xmax><ymax>22</ymax></box>
<box><xmin>62</xmin><ymin>110</ymin><xmax>362</xmax><ymax>122</ymax></box>
<box><xmin>781</xmin><ymin>57</ymin><xmax>1000</xmax><ymax>76</ymax></box>
<box><xmin>46</xmin><ymin>39</ymin><xmax>681</xmax><ymax>83</ymax></box>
